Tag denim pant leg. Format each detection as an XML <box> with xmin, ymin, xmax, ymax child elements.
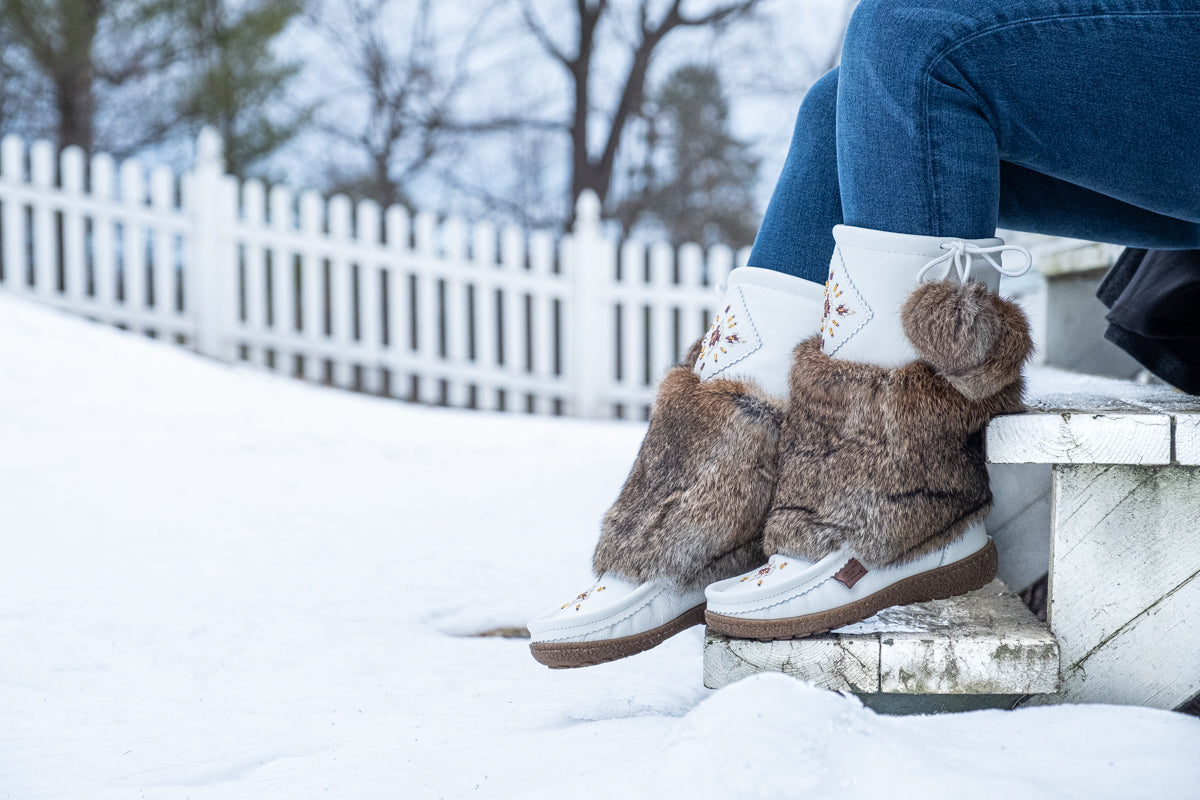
<box><xmin>837</xmin><ymin>0</ymin><xmax>1200</xmax><ymax>240</ymax></box>
<box><xmin>747</xmin><ymin>69</ymin><xmax>843</xmax><ymax>283</ymax></box>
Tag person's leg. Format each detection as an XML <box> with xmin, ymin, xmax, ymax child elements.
<box><xmin>747</xmin><ymin>30</ymin><xmax>1200</xmax><ymax>288</ymax></box>
<box><xmin>836</xmin><ymin>0</ymin><xmax>1200</xmax><ymax>243</ymax></box>
<box><xmin>747</xmin><ymin>68</ymin><xmax>842</xmax><ymax>283</ymax></box>
<box><xmin>998</xmin><ymin>164</ymin><xmax>1200</xmax><ymax>248</ymax></box>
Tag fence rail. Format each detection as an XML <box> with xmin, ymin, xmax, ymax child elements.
<box><xmin>0</xmin><ymin>129</ymin><xmax>748</xmax><ymax>419</ymax></box>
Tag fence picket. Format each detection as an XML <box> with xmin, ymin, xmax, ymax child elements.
<box><xmin>616</xmin><ymin>240</ymin><xmax>643</xmax><ymax>404</ymax></box>
<box><xmin>149</xmin><ymin>165</ymin><xmax>175</xmax><ymax>323</ymax></box>
<box><xmin>326</xmin><ymin>195</ymin><xmax>353</xmax><ymax>388</ymax></box>
<box><xmin>384</xmin><ymin>204</ymin><xmax>411</xmax><ymax>398</ymax></box>
<box><xmin>91</xmin><ymin>153</ymin><xmax>117</xmax><ymax>308</ymax></box>
<box><xmin>240</xmin><ymin>179</ymin><xmax>267</xmax><ymax>366</ymax></box>
<box><xmin>440</xmin><ymin>216</ymin><xmax>469</xmax><ymax>407</ymax></box>
<box><xmin>295</xmin><ymin>190</ymin><xmax>323</xmax><ymax>382</ymax></box>
<box><xmin>0</xmin><ymin>136</ymin><xmax>24</xmax><ymax>291</ymax></box>
<box><xmin>357</xmin><ymin>199</ymin><xmax>383</xmax><ymax>394</ymax></box>
<box><xmin>268</xmin><ymin>184</ymin><xmax>294</xmax><ymax>373</ymax></box>
<box><xmin>120</xmin><ymin>159</ymin><xmax>147</xmax><ymax>320</ymax></box>
<box><xmin>30</xmin><ymin>141</ymin><xmax>55</xmax><ymax>297</ymax></box>
<box><xmin>61</xmin><ymin>147</ymin><xmax>86</xmax><ymax>302</ymax></box>
<box><xmin>528</xmin><ymin>230</ymin><xmax>556</xmax><ymax>414</ymax></box>
<box><xmin>498</xmin><ymin>225</ymin><xmax>524</xmax><ymax>410</ymax></box>
<box><xmin>472</xmin><ymin>221</ymin><xmax>499</xmax><ymax>410</ymax></box>
<box><xmin>413</xmin><ymin>212</ymin><xmax>440</xmax><ymax>404</ymax></box>
<box><xmin>648</xmin><ymin>241</ymin><xmax>676</xmax><ymax>382</ymax></box>
<box><xmin>678</xmin><ymin>243</ymin><xmax>705</xmax><ymax>353</ymax></box>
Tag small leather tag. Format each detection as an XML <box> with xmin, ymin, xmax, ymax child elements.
<box><xmin>834</xmin><ymin>558</ymin><xmax>868</xmax><ymax>589</ymax></box>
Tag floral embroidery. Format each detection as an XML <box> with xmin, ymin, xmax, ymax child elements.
<box><xmin>694</xmin><ymin>286</ymin><xmax>762</xmax><ymax>378</ymax></box>
<box><xmin>562</xmin><ymin>585</ymin><xmax>605</xmax><ymax>611</ymax></box>
<box><xmin>739</xmin><ymin>561</ymin><xmax>788</xmax><ymax>587</ymax></box>
<box><xmin>697</xmin><ymin>305</ymin><xmax>743</xmax><ymax>372</ymax></box>
<box><xmin>820</xmin><ymin>251</ymin><xmax>872</xmax><ymax>354</ymax></box>
<box><xmin>821</xmin><ymin>269</ymin><xmax>856</xmax><ymax>342</ymax></box>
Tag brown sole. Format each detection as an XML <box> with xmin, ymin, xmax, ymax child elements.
<box><xmin>530</xmin><ymin>603</ymin><xmax>707</xmax><ymax>669</ymax></box>
<box><xmin>705</xmin><ymin>539</ymin><xmax>998</xmax><ymax>640</ymax></box>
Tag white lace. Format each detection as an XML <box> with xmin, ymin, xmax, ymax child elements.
<box><xmin>916</xmin><ymin>241</ymin><xmax>1033</xmax><ymax>284</ymax></box>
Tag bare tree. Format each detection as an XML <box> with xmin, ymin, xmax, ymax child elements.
<box><xmin>520</xmin><ymin>0</ymin><xmax>761</xmax><ymax>225</ymax></box>
<box><xmin>1</xmin><ymin>0</ymin><xmax>104</xmax><ymax>151</ymax></box>
<box><xmin>0</xmin><ymin>0</ymin><xmax>187</xmax><ymax>153</ymax></box>
<box><xmin>0</xmin><ymin>0</ymin><xmax>303</xmax><ymax>173</ymax></box>
<box><xmin>307</xmin><ymin>0</ymin><xmax>483</xmax><ymax>211</ymax></box>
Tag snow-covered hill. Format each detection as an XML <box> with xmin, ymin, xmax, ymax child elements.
<box><xmin>1</xmin><ymin>293</ymin><xmax>1197</xmax><ymax>799</ymax></box>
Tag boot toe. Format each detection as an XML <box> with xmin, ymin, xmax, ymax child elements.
<box><xmin>705</xmin><ymin>524</ymin><xmax>996</xmax><ymax>640</ymax></box>
<box><xmin>527</xmin><ymin>574</ymin><xmax>707</xmax><ymax>667</ymax></box>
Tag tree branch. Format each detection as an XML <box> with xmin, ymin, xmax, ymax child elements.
<box><xmin>520</xmin><ymin>0</ymin><xmax>571</xmax><ymax>67</ymax></box>
<box><xmin>673</xmin><ymin>0</ymin><xmax>760</xmax><ymax>29</ymax></box>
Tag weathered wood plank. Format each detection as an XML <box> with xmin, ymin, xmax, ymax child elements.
<box><xmin>1172</xmin><ymin>414</ymin><xmax>1200</xmax><ymax>466</ymax></box>
<box><xmin>1043</xmin><ymin>571</ymin><xmax>1200</xmax><ymax>708</ymax></box>
<box><xmin>876</xmin><ymin>584</ymin><xmax>1060</xmax><ymax>695</ymax></box>
<box><xmin>987</xmin><ymin>412</ymin><xmax>1171</xmax><ymax>465</ymax></box>
<box><xmin>1027</xmin><ymin>464</ymin><xmax>1200</xmax><ymax>709</ymax></box>
<box><xmin>703</xmin><ymin>633</ymin><xmax>879</xmax><ymax>693</ymax></box>
<box><xmin>704</xmin><ymin>580</ymin><xmax>1059</xmax><ymax>696</ymax></box>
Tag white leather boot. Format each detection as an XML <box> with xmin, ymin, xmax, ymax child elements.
<box><xmin>528</xmin><ymin>267</ymin><xmax>825</xmax><ymax>667</ymax></box>
<box><xmin>705</xmin><ymin>225</ymin><xmax>1032</xmax><ymax>639</ymax></box>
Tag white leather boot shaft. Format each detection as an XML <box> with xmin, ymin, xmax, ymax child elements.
<box><xmin>693</xmin><ymin>266</ymin><xmax>825</xmax><ymax>398</ymax></box>
<box><xmin>821</xmin><ymin>225</ymin><xmax>1012</xmax><ymax>368</ymax></box>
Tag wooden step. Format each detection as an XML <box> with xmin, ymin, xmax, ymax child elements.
<box><xmin>988</xmin><ymin>367</ymin><xmax>1200</xmax><ymax>710</ymax></box>
<box><xmin>703</xmin><ymin>579</ymin><xmax>1058</xmax><ymax>714</ymax></box>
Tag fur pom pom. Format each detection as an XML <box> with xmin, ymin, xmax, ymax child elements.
<box><xmin>901</xmin><ymin>280</ymin><xmax>1032</xmax><ymax>401</ymax></box>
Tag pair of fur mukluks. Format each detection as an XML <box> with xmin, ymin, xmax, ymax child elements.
<box><xmin>763</xmin><ymin>280</ymin><xmax>1032</xmax><ymax>568</ymax></box>
<box><xmin>592</xmin><ymin>341</ymin><xmax>785</xmax><ymax>589</ymax></box>
<box><xmin>592</xmin><ymin>279</ymin><xmax>1032</xmax><ymax>587</ymax></box>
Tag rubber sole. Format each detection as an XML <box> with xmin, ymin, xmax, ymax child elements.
<box><xmin>529</xmin><ymin>603</ymin><xmax>707</xmax><ymax>669</ymax></box>
<box><xmin>704</xmin><ymin>539</ymin><xmax>998</xmax><ymax>640</ymax></box>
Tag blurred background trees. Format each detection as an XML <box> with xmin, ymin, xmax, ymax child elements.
<box><xmin>0</xmin><ymin>0</ymin><xmax>854</xmax><ymax>246</ymax></box>
<box><xmin>615</xmin><ymin>63</ymin><xmax>759</xmax><ymax>247</ymax></box>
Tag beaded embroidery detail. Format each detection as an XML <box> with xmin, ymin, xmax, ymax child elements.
<box><xmin>694</xmin><ymin>285</ymin><xmax>762</xmax><ymax>379</ymax></box>
<box><xmin>739</xmin><ymin>560</ymin><xmax>788</xmax><ymax>587</ymax></box>
<box><xmin>821</xmin><ymin>248</ymin><xmax>872</xmax><ymax>354</ymax></box>
<box><xmin>561</xmin><ymin>585</ymin><xmax>606</xmax><ymax>612</ymax></box>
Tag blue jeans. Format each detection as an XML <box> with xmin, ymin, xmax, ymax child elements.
<box><xmin>750</xmin><ymin>0</ymin><xmax>1200</xmax><ymax>283</ymax></box>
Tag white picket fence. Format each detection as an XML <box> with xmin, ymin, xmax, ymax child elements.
<box><xmin>0</xmin><ymin>129</ymin><xmax>748</xmax><ymax>418</ymax></box>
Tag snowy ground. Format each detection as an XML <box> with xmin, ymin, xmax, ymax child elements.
<box><xmin>1</xmin><ymin>293</ymin><xmax>1198</xmax><ymax>800</ymax></box>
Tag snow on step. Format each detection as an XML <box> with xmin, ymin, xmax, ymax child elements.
<box><xmin>703</xmin><ymin>580</ymin><xmax>1058</xmax><ymax>698</ymax></box>
<box><xmin>988</xmin><ymin>366</ymin><xmax>1199</xmax><ymax>465</ymax></box>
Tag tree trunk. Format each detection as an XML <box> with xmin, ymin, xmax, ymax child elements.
<box><xmin>55</xmin><ymin>64</ymin><xmax>95</xmax><ymax>152</ymax></box>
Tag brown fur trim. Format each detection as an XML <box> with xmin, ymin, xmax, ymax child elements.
<box><xmin>592</xmin><ymin>366</ymin><xmax>784</xmax><ymax>589</ymax></box>
<box><xmin>763</xmin><ymin>286</ymin><xmax>1031</xmax><ymax>568</ymax></box>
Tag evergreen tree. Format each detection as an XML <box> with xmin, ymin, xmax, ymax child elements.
<box><xmin>173</xmin><ymin>0</ymin><xmax>308</xmax><ymax>179</ymax></box>
<box><xmin>617</xmin><ymin>64</ymin><xmax>760</xmax><ymax>248</ymax></box>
